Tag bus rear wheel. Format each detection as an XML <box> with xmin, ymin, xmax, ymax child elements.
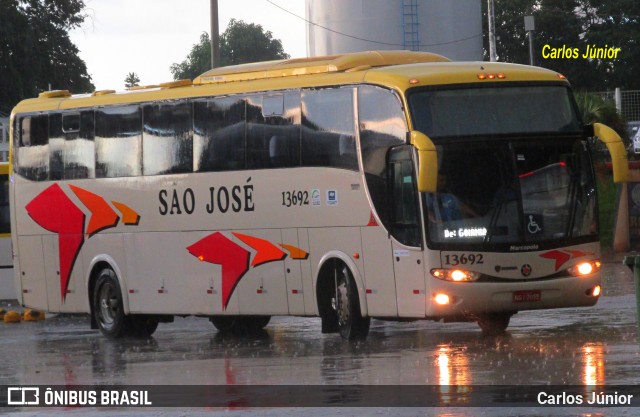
<box><xmin>93</xmin><ymin>267</ymin><xmax>128</xmax><ymax>339</ymax></box>
<box><xmin>333</xmin><ymin>264</ymin><xmax>370</xmax><ymax>340</ymax></box>
<box><xmin>477</xmin><ymin>313</ymin><xmax>512</xmax><ymax>336</ymax></box>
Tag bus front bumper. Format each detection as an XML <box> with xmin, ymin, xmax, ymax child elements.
<box><xmin>425</xmin><ymin>273</ymin><xmax>601</xmax><ymax>319</ymax></box>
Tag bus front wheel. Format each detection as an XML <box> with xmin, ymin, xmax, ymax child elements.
<box><xmin>93</xmin><ymin>267</ymin><xmax>128</xmax><ymax>338</ymax></box>
<box><xmin>477</xmin><ymin>313</ymin><xmax>512</xmax><ymax>336</ymax></box>
<box><xmin>333</xmin><ymin>264</ymin><xmax>370</xmax><ymax>340</ymax></box>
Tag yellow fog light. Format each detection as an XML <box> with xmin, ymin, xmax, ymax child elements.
<box><xmin>587</xmin><ymin>285</ymin><xmax>602</xmax><ymax>297</ymax></box>
<box><xmin>434</xmin><ymin>293</ymin><xmax>450</xmax><ymax>305</ymax></box>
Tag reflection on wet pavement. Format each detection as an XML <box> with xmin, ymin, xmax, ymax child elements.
<box><xmin>1</xmin><ymin>262</ymin><xmax>639</xmax><ymax>416</ymax></box>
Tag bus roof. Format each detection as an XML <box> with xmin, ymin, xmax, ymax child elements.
<box><xmin>11</xmin><ymin>50</ymin><xmax>569</xmax><ymax>114</ymax></box>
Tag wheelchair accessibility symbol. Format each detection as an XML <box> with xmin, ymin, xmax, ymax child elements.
<box><xmin>527</xmin><ymin>214</ymin><xmax>542</xmax><ymax>235</ymax></box>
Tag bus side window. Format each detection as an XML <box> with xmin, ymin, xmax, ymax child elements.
<box><xmin>248</xmin><ymin>91</ymin><xmax>301</xmax><ymax>169</ymax></box>
<box><xmin>64</xmin><ymin>110</ymin><xmax>96</xmax><ymax>179</ymax></box>
<box><xmin>194</xmin><ymin>96</ymin><xmax>246</xmax><ymax>172</ymax></box>
<box><xmin>301</xmin><ymin>87</ymin><xmax>357</xmax><ymax>171</ymax></box>
<box><xmin>95</xmin><ymin>106</ymin><xmax>142</xmax><ymax>178</ymax></box>
<box><xmin>143</xmin><ymin>101</ymin><xmax>193</xmax><ymax>175</ymax></box>
<box><xmin>49</xmin><ymin>113</ymin><xmax>64</xmax><ymax>180</ymax></box>
<box><xmin>388</xmin><ymin>146</ymin><xmax>421</xmax><ymax>247</ymax></box>
<box><xmin>358</xmin><ymin>85</ymin><xmax>407</xmax><ymax>230</ymax></box>
<box><xmin>246</xmin><ymin>95</ymin><xmax>269</xmax><ymax>169</ymax></box>
<box><xmin>16</xmin><ymin>114</ymin><xmax>49</xmax><ymax>181</ymax></box>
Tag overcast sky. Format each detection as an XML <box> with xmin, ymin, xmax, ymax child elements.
<box><xmin>70</xmin><ymin>0</ymin><xmax>307</xmax><ymax>91</ymax></box>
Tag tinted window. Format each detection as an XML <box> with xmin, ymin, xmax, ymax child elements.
<box><xmin>95</xmin><ymin>106</ymin><xmax>142</xmax><ymax>178</ymax></box>
<box><xmin>49</xmin><ymin>113</ymin><xmax>64</xmax><ymax>180</ymax></box>
<box><xmin>64</xmin><ymin>111</ymin><xmax>95</xmax><ymax>179</ymax></box>
<box><xmin>358</xmin><ymin>85</ymin><xmax>407</xmax><ymax>228</ymax></box>
<box><xmin>247</xmin><ymin>92</ymin><xmax>301</xmax><ymax>169</ymax></box>
<box><xmin>409</xmin><ymin>85</ymin><xmax>581</xmax><ymax>138</ymax></box>
<box><xmin>194</xmin><ymin>96</ymin><xmax>246</xmax><ymax>171</ymax></box>
<box><xmin>16</xmin><ymin>115</ymin><xmax>49</xmax><ymax>180</ymax></box>
<box><xmin>301</xmin><ymin>88</ymin><xmax>357</xmax><ymax>170</ymax></box>
<box><xmin>143</xmin><ymin>101</ymin><xmax>193</xmax><ymax>175</ymax></box>
<box><xmin>263</xmin><ymin>94</ymin><xmax>284</xmax><ymax>117</ymax></box>
<box><xmin>62</xmin><ymin>113</ymin><xmax>80</xmax><ymax>133</ymax></box>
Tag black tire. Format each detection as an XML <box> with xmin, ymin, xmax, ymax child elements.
<box><xmin>128</xmin><ymin>315</ymin><xmax>159</xmax><ymax>338</ymax></box>
<box><xmin>241</xmin><ymin>315</ymin><xmax>271</xmax><ymax>330</ymax></box>
<box><xmin>334</xmin><ymin>264</ymin><xmax>370</xmax><ymax>340</ymax></box>
<box><xmin>477</xmin><ymin>313</ymin><xmax>512</xmax><ymax>336</ymax></box>
<box><xmin>93</xmin><ymin>267</ymin><xmax>128</xmax><ymax>339</ymax></box>
<box><xmin>210</xmin><ymin>316</ymin><xmax>238</xmax><ymax>333</ymax></box>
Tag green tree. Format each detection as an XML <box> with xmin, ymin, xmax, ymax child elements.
<box><xmin>585</xmin><ymin>0</ymin><xmax>640</xmax><ymax>89</ymax></box>
<box><xmin>482</xmin><ymin>0</ymin><xmax>640</xmax><ymax>90</ymax></box>
<box><xmin>171</xmin><ymin>19</ymin><xmax>290</xmax><ymax>80</ymax></box>
<box><xmin>0</xmin><ymin>0</ymin><xmax>94</xmax><ymax>114</ymax></box>
<box><xmin>124</xmin><ymin>72</ymin><xmax>141</xmax><ymax>88</ymax></box>
<box><xmin>170</xmin><ymin>32</ymin><xmax>213</xmax><ymax>81</ymax></box>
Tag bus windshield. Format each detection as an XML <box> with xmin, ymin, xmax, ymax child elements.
<box><xmin>409</xmin><ymin>85</ymin><xmax>582</xmax><ymax>138</ymax></box>
<box><xmin>409</xmin><ymin>85</ymin><xmax>596</xmax><ymax>249</ymax></box>
<box><xmin>422</xmin><ymin>138</ymin><xmax>597</xmax><ymax>249</ymax></box>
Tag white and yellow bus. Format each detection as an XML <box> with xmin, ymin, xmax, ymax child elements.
<box><xmin>9</xmin><ymin>51</ymin><xmax>628</xmax><ymax>339</ymax></box>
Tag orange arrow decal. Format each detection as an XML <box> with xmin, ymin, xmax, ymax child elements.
<box><xmin>279</xmin><ymin>244</ymin><xmax>309</xmax><ymax>260</ymax></box>
<box><xmin>233</xmin><ymin>232</ymin><xmax>286</xmax><ymax>267</ymax></box>
<box><xmin>112</xmin><ymin>201</ymin><xmax>140</xmax><ymax>225</ymax></box>
<box><xmin>69</xmin><ymin>185</ymin><xmax>119</xmax><ymax>236</ymax></box>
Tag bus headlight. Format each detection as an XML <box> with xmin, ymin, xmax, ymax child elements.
<box><xmin>568</xmin><ymin>260</ymin><xmax>601</xmax><ymax>277</ymax></box>
<box><xmin>431</xmin><ymin>268</ymin><xmax>479</xmax><ymax>282</ymax></box>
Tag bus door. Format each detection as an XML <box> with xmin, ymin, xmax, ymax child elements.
<box><xmin>388</xmin><ymin>146</ymin><xmax>426</xmax><ymax>318</ymax></box>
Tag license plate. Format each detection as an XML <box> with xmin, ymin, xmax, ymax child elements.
<box><xmin>513</xmin><ymin>290</ymin><xmax>541</xmax><ymax>302</ymax></box>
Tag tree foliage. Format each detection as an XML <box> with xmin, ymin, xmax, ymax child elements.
<box><xmin>171</xmin><ymin>19</ymin><xmax>290</xmax><ymax>81</ymax></box>
<box><xmin>0</xmin><ymin>0</ymin><xmax>94</xmax><ymax>114</ymax></box>
<box><xmin>124</xmin><ymin>72</ymin><xmax>141</xmax><ymax>88</ymax></box>
<box><xmin>482</xmin><ymin>0</ymin><xmax>640</xmax><ymax>91</ymax></box>
<box><xmin>575</xmin><ymin>92</ymin><xmax>627</xmax><ymax>138</ymax></box>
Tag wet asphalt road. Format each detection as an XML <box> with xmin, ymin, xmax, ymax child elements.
<box><xmin>1</xmin><ymin>260</ymin><xmax>639</xmax><ymax>416</ymax></box>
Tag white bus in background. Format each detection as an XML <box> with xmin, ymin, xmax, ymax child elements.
<box><xmin>9</xmin><ymin>51</ymin><xmax>628</xmax><ymax>339</ymax></box>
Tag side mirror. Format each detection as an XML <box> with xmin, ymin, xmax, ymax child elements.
<box><xmin>409</xmin><ymin>130</ymin><xmax>438</xmax><ymax>193</ymax></box>
<box><xmin>592</xmin><ymin>123</ymin><xmax>629</xmax><ymax>183</ymax></box>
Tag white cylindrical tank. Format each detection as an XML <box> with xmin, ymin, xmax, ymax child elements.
<box><xmin>306</xmin><ymin>0</ymin><xmax>482</xmax><ymax>61</ymax></box>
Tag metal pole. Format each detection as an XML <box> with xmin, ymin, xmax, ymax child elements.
<box><xmin>524</xmin><ymin>16</ymin><xmax>535</xmax><ymax>66</ymax></box>
<box><xmin>488</xmin><ymin>0</ymin><xmax>497</xmax><ymax>62</ymax></box>
<box><xmin>210</xmin><ymin>0</ymin><xmax>220</xmax><ymax>69</ymax></box>
<box><xmin>615</xmin><ymin>87</ymin><xmax>622</xmax><ymax>114</ymax></box>
<box><xmin>528</xmin><ymin>31</ymin><xmax>535</xmax><ymax>66</ymax></box>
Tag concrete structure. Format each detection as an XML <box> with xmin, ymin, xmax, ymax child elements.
<box><xmin>306</xmin><ymin>0</ymin><xmax>482</xmax><ymax>61</ymax></box>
